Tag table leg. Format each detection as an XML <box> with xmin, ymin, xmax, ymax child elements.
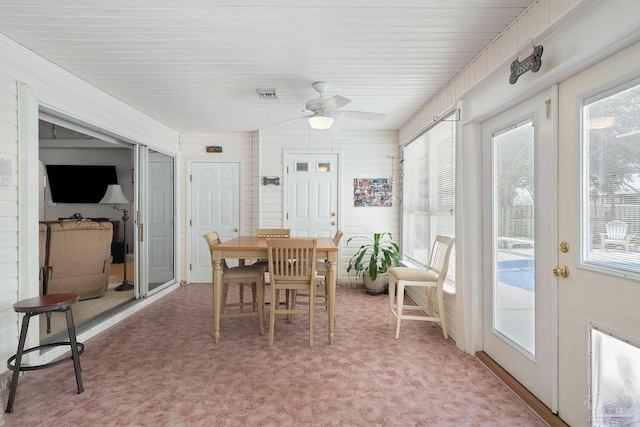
<box><xmin>212</xmin><ymin>258</ymin><xmax>223</xmax><ymax>343</ymax></box>
<box><xmin>326</xmin><ymin>259</ymin><xmax>336</xmax><ymax>344</ymax></box>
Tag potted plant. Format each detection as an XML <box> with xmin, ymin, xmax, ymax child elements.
<box><xmin>346</xmin><ymin>232</ymin><xmax>400</xmax><ymax>294</ymax></box>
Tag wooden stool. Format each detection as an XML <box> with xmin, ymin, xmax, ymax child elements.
<box><xmin>5</xmin><ymin>293</ymin><xmax>84</xmax><ymax>413</ymax></box>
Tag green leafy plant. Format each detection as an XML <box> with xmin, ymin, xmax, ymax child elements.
<box><xmin>346</xmin><ymin>232</ymin><xmax>400</xmax><ymax>281</ymax></box>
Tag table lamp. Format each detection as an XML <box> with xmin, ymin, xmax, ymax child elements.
<box><xmin>99</xmin><ymin>184</ymin><xmax>133</xmax><ymax>291</ymax></box>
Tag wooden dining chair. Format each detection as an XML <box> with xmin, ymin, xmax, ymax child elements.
<box><xmin>267</xmin><ymin>238</ymin><xmax>318</xmax><ymax>347</ymax></box>
<box><xmin>254</xmin><ymin>228</ymin><xmax>291</xmax><ymax>269</ymax></box>
<box><xmin>203</xmin><ymin>231</ymin><xmax>267</xmax><ymax>335</ymax></box>
<box><xmin>293</xmin><ymin>230</ymin><xmax>342</xmax><ymax>311</ymax></box>
<box><xmin>254</xmin><ymin>228</ymin><xmax>292</xmax><ymax>308</ymax></box>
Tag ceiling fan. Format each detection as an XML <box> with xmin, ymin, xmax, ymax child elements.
<box><xmin>278</xmin><ymin>82</ymin><xmax>386</xmax><ymax>130</ymax></box>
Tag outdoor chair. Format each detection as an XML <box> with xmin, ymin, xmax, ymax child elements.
<box><xmin>387</xmin><ymin>235</ymin><xmax>455</xmax><ymax>339</ymax></box>
<box><xmin>600</xmin><ymin>220</ymin><xmax>630</xmax><ymax>252</ymax></box>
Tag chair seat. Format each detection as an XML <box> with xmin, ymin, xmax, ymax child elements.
<box><xmin>389</xmin><ymin>267</ymin><xmax>437</xmax><ymax>282</ymax></box>
<box><xmin>223</xmin><ymin>265</ymin><xmax>266</xmax><ymax>280</ymax></box>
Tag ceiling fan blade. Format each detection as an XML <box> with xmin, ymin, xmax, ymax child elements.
<box><xmin>338</xmin><ymin>110</ymin><xmax>386</xmax><ymax>121</ymax></box>
<box><xmin>272</xmin><ymin>115</ymin><xmax>311</xmax><ymax>127</ymax></box>
<box><xmin>321</xmin><ymin>95</ymin><xmax>350</xmax><ymax>111</ymax></box>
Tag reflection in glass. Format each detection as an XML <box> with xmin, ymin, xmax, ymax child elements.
<box><xmin>317</xmin><ymin>162</ymin><xmax>330</xmax><ymax>172</ymax></box>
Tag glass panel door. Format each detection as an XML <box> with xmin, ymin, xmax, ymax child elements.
<box><xmin>482</xmin><ymin>88</ymin><xmax>556</xmax><ymax>409</ymax></box>
<box><xmin>557</xmin><ymin>46</ymin><xmax>640</xmax><ymax>422</ymax></box>
<box><xmin>146</xmin><ymin>149</ymin><xmax>176</xmax><ymax>293</ymax></box>
<box><xmin>493</xmin><ymin>120</ymin><xmax>535</xmax><ymax>354</ymax></box>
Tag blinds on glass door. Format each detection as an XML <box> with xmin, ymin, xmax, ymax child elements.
<box><xmin>403</xmin><ymin>112</ymin><xmax>456</xmax><ymax>283</ymax></box>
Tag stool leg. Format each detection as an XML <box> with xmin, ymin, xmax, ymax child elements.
<box><xmin>64</xmin><ymin>308</ymin><xmax>84</xmax><ymax>394</ymax></box>
<box><xmin>46</xmin><ymin>312</ymin><xmax>51</xmax><ymax>334</ymax></box>
<box><xmin>387</xmin><ymin>275</ymin><xmax>397</xmax><ymax>325</ymax></box>
<box><xmin>395</xmin><ymin>281</ymin><xmax>405</xmax><ymax>340</ymax></box>
<box><xmin>6</xmin><ymin>313</ymin><xmax>31</xmax><ymax>413</ymax></box>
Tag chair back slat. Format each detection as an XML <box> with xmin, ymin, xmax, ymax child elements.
<box><xmin>268</xmin><ymin>238</ymin><xmax>317</xmax><ymax>282</ymax></box>
<box><xmin>256</xmin><ymin>228</ymin><xmax>291</xmax><ymax>238</ymax></box>
<box><xmin>427</xmin><ymin>235</ymin><xmax>455</xmax><ymax>284</ymax></box>
<box><xmin>606</xmin><ymin>220</ymin><xmax>628</xmax><ymax>240</ymax></box>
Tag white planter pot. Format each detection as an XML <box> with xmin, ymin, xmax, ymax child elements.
<box><xmin>363</xmin><ymin>274</ymin><xmax>386</xmax><ymax>295</ymax></box>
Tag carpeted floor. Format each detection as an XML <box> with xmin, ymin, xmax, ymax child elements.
<box><xmin>40</xmin><ymin>261</ymin><xmax>136</xmax><ymax>339</ymax></box>
<box><xmin>2</xmin><ymin>285</ymin><xmax>546</xmax><ymax>426</ymax></box>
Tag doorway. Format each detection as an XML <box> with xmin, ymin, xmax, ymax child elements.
<box><xmin>285</xmin><ymin>152</ymin><xmax>339</xmax><ymax>238</ymax></box>
<box><xmin>556</xmin><ymin>41</ymin><xmax>640</xmax><ymax>425</ymax></box>
<box><xmin>38</xmin><ymin>119</ymin><xmax>136</xmax><ymax>341</ymax></box>
<box><xmin>481</xmin><ymin>88</ymin><xmax>557</xmax><ymax>409</ymax></box>
<box><xmin>188</xmin><ymin>161</ymin><xmax>241</xmax><ymax>283</ymax></box>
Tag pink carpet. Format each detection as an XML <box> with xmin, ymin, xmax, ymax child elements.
<box><xmin>1</xmin><ymin>285</ymin><xmax>545</xmax><ymax>426</ymax></box>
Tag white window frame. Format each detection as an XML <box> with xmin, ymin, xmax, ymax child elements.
<box><xmin>402</xmin><ymin>111</ymin><xmax>457</xmax><ymax>288</ymax></box>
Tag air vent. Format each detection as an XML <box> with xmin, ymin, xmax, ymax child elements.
<box><xmin>256</xmin><ymin>88</ymin><xmax>279</xmax><ymax>100</ymax></box>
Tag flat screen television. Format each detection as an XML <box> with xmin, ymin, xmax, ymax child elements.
<box><xmin>46</xmin><ymin>165</ymin><xmax>118</xmax><ymax>203</ymax></box>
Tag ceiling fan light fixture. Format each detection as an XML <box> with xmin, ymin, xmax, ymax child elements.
<box><xmin>308</xmin><ymin>115</ymin><xmax>333</xmax><ymax>130</ymax></box>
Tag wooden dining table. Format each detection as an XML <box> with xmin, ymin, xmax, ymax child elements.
<box><xmin>209</xmin><ymin>236</ymin><xmax>339</xmax><ymax>344</ymax></box>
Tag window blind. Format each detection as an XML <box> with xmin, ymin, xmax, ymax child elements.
<box><xmin>403</xmin><ymin>112</ymin><xmax>456</xmax><ymax>284</ymax></box>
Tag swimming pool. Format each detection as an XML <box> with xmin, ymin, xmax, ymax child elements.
<box><xmin>497</xmin><ymin>259</ymin><xmax>534</xmax><ymax>292</ymax></box>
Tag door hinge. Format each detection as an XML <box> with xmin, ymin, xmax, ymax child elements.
<box><xmin>189</xmin><ymin>219</ymin><xmax>192</xmax><ymax>227</ymax></box>
<box><xmin>545</xmin><ymin>99</ymin><xmax>551</xmax><ymax>119</ymax></box>
<box><xmin>286</xmin><ymin>213</ymin><xmax>288</xmax><ymax>220</ymax></box>
<box><xmin>190</xmin><ymin>174</ymin><xmax>193</xmax><ymax>182</ymax></box>
<box><xmin>287</xmin><ymin>166</ymin><xmax>289</xmax><ymax>173</ymax></box>
<box><xmin>189</xmin><ymin>264</ymin><xmax>192</xmax><ymax>271</ymax></box>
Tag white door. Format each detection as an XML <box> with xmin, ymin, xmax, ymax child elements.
<box><xmin>189</xmin><ymin>161</ymin><xmax>241</xmax><ymax>283</ymax></box>
<box><xmin>147</xmin><ymin>150</ymin><xmax>174</xmax><ymax>286</ymax></box>
<box><xmin>481</xmin><ymin>88</ymin><xmax>557</xmax><ymax>409</ymax></box>
<box><xmin>286</xmin><ymin>153</ymin><xmax>338</xmax><ymax>237</ymax></box>
<box><xmin>557</xmin><ymin>42</ymin><xmax>640</xmax><ymax>426</ymax></box>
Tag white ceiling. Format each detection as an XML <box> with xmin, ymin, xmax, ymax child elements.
<box><xmin>0</xmin><ymin>1</ymin><xmax>532</xmax><ymax>133</ymax></box>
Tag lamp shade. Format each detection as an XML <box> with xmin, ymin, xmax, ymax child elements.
<box><xmin>100</xmin><ymin>184</ymin><xmax>130</xmax><ymax>205</ymax></box>
<box><xmin>308</xmin><ymin>115</ymin><xmax>334</xmax><ymax>130</ymax></box>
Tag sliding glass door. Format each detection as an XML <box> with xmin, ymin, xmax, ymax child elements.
<box><xmin>137</xmin><ymin>147</ymin><xmax>176</xmax><ymax>296</ymax></box>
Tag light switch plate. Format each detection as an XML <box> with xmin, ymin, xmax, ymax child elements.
<box><xmin>0</xmin><ymin>157</ymin><xmax>12</xmax><ymax>186</ymax></box>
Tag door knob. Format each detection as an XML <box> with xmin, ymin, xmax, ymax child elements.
<box><xmin>553</xmin><ymin>265</ymin><xmax>569</xmax><ymax>278</ymax></box>
<box><xmin>331</xmin><ymin>221</ymin><xmax>336</xmax><ymax>226</ymax></box>
<box><xmin>558</xmin><ymin>241</ymin><xmax>569</xmax><ymax>253</ymax></box>
<box><xmin>233</xmin><ymin>227</ymin><xmax>239</xmax><ymax>232</ymax></box>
